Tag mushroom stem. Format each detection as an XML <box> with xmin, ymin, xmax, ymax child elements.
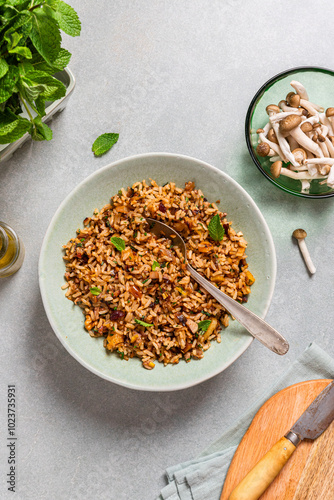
<box><xmin>325</xmin><ymin>137</ymin><xmax>334</xmax><ymax>157</ymax></box>
<box><xmin>300</xmin><ymin>99</ymin><xmax>319</xmax><ymax>116</ymax></box>
<box><xmin>280</xmin><ymin>167</ymin><xmax>324</xmax><ymax>180</ymax></box>
<box><xmin>289</xmin><ymin>127</ymin><xmax>321</xmax><ymax>155</ymax></box>
<box><xmin>258</xmin><ymin>132</ymin><xmax>285</xmax><ymax>159</ymax></box>
<box><xmin>319</xmin><ymin>139</ymin><xmax>329</xmax><ymax>157</ymax></box>
<box><xmin>319</xmin><ymin>113</ymin><xmax>334</xmax><ymax>136</ymax></box>
<box><xmin>286</xmin><ymin>135</ymin><xmax>299</xmax><ymax>150</ymax></box>
<box><xmin>297</xmin><ymin>239</ymin><xmax>316</xmax><ymax>274</ymax></box>
<box><xmin>290</xmin><ymin>81</ymin><xmax>309</xmax><ymax>100</ymax></box>
<box><xmin>304</xmin><ymin>157</ymin><xmax>334</xmax><ymax>164</ymax></box>
<box><xmin>292</xmin><ymin>229</ymin><xmax>316</xmax><ymax>275</ymax></box>
<box><xmin>272</xmin><ymin>122</ymin><xmax>299</xmax><ymax>166</ymax></box>
<box><xmin>270</xmin><ymin>110</ymin><xmax>302</xmax><ymax>122</ymax></box>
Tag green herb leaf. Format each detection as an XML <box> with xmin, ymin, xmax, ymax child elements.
<box><xmin>31</xmin><ymin>116</ymin><xmax>52</xmax><ymax>141</ymax></box>
<box><xmin>29</xmin><ymin>9</ymin><xmax>61</xmax><ymax>65</ymax></box>
<box><xmin>92</xmin><ymin>133</ymin><xmax>119</xmax><ymax>157</ymax></box>
<box><xmin>198</xmin><ymin>320</ymin><xmax>211</xmax><ymax>333</ymax></box>
<box><xmin>0</xmin><ymin>109</ymin><xmax>31</xmax><ymax>144</ymax></box>
<box><xmin>208</xmin><ymin>214</ymin><xmax>225</xmax><ymax>242</ymax></box>
<box><xmin>142</xmin><ymin>279</ymin><xmax>149</xmax><ymax>284</ymax></box>
<box><xmin>135</xmin><ymin>319</ymin><xmax>153</xmax><ymax>328</ymax></box>
<box><xmin>30</xmin><ymin>48</ymin><xmax>71</xmax><ymax>74</ymax></box>
<box><xmin>9</xmin><ymin>45</ymin><xmax>32</xmax><ymax>58</ymax></box>
<box><xmin>110</xmin><ymin>236</ymin><xmax>125</xmax><ymax>252</ymax></box>
<box><xmin>0</xmin><ymin>66</ymin><xmax>19</xmax><ymax>104</ymax></box>
<box><xmin>51</xmin><ymin>0</ymin><xmax>81</xmax><ymax>37</ymax></box>
<box><xmin>0</xmin><ymin>59</ymin><xmax>9</xmax><ymax>79</ymax></box>
<box><xmin>152</xmin><ymin>261</ymin><xmax>160</xmax><ymax>271</ymax></box>
<box><xmin>22</xmin><ymin>70</ymin><xmax>67</xmax><ymax>101</ymax></box>
<box><xmin>90</xmin><ymin>287</ymin><xmax>101</xmax><ymax>296</ymax></box>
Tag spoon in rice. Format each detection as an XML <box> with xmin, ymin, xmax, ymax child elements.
<box><xmin>146</xmin><ymin>218</ymin><xmax>289</xmax><ymax>355</ymax></box>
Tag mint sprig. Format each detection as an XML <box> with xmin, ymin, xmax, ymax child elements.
<box><xmin>0</xmin><ymin>1</ymin><xmax>80</xmax><ymax>144</ymax></box>
<box><xmin>110</xmin><ymin>236</ymin><xmax>125</xmax><ymax>252</ymax></box>
<box><xmin>208</xmin><ymin>214</ymin><xmax>225</xmax><ymax>242</ymax></box>
<box><xmin>152</xmin><ymin>261</ymin><xmax>160</xmax><ymax>271</ymax></box>
<box><xmin>198</xmin><ymin>320</ymin><xmax>211</xmax><ymax>333</ymax></box>
<box><xmin>92</xmin><ymin>133</ymin><xmax>119</xmax><ymax>157</ymax></box>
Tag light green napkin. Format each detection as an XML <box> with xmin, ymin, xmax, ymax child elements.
<box><xmin>158</xmin><ymin>343</ymin><xmax>334</xmax><ymax>500</ymax></box>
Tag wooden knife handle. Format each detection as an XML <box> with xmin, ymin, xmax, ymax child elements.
<box><xmin>228</xmin><ymin>437</ymin><xmax>296</xmax><ymax>500</ymax></box>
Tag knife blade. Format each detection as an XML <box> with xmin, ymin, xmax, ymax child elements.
<box><xmin>288</xmin><ymin>379</ymin><xmax>334</xmax><ymax>442</ymax></box>
<box><xmin>228</xmin><ymin>380</ymin><xmax>334</xmax><ymax>500</ymax></box>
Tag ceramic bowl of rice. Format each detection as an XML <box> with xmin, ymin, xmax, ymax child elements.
<box><xmin>39</xmin><ymin>153</ymin><xmax>276</xmax><ymax>391</ymax></box>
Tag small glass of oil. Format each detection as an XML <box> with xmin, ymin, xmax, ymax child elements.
<box><xmin>0</xmin><ymin>222</ymin><xmax>25</xmax><ymax>277</ymax></box>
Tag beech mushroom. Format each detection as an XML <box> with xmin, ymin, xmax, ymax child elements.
<box><xmin>267</xmin><ymin>128</ymin><xmax>278</xmax><ymax>144</ymax></box>
<box><xmin>286</xmin><ymin>92</ymin><xmax>301</xmax><ymax>108</ymax></box>
<box><xmin>300</xmin><ymin>99</ymin><xmax>324</xmax><ymax>115</ymax></box>
<box><xmin>320</xmin><ymin>112</ymin><xmax>334</xmax><ymax>136</ymax></box>
<box><xmin>280</xmin><ymin>115</ymin><xmax>321</xmax><ymax>156</ymax></box>
<box><xmin>326</xmin><ymin>108</ymin><xmax>334</xmax><ymax>130</ymax></box>
<box><xmin>266</xmin><ymin>104</ymin><xmax>280</xmax><ymax>116</ymax></box>
<box><xmin>256</xmin><ymin>142</ymin><xmax>270</xmax><ymax>157</ymax></box>
<box><xmin>272</xmin><ymin>120</ymin><xmax>299</xmax><ymax>166</ymax></box>
<box><xmin>300</xmin><ymin>122</ymin><xmax>313</xmax><ymax>134</ymax></box>
<box><xmin>258</xmin><ymin>131</ymin><xmax>284</xmax><ymax>158</ymax></box>
<box><xmin>270</xmin><ymin>161</ymin><xmax>282</xmax><ymax>178</ymax></box>
<box><xmin>292</xmin><ymin>229</ymin><xmax>316</xmax><ymax>274</ymax></box>
<box><xmin>290</xmin><ymin>81</ymin><xmax>309</xmax><ymax>100</ymax></box>
<box><xmin>291</xmin><ymin>147</ymin><xmax>307</xmax><ymax>164</ymax></box>
<box><xmin>255</xmin><ymin>81</ymin><xmax>334</xmax><ymax>192</ymax></box>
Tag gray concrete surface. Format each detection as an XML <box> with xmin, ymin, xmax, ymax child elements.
<box><xmin>0</xmin><ymin>1</ymin><xmax>333</xmax><ymax>499</ymax></box>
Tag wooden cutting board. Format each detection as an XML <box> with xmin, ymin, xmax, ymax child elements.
<box><xmin>220</xmin><ymin>379</ymin><xmax>334</xmax><ymax>500</ymax></box>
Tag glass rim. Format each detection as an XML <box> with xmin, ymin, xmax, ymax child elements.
<box><xmin>0</xmin><ymin>225</ymin><xmax>8</xmax><ymax>260</ymax></box>
<box><xmin>245</xmin><ymin>66</ymin><xmax>334</xmax><ymax>199</ymax></box>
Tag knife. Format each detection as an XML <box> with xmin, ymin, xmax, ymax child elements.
<box><xmin>228</xmin><ymin>379</ymin><xmax>334</xmax><ymax>500</ymax></box>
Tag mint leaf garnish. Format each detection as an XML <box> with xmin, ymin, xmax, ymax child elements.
<box><xmin>110</xmin><ymin>236</ymin><xmax>125</xmax><ymax>252</ymax></box>
<box><xmin>92</xmin><ymin>133</ymin><xmax>119</xmax><ymax>157</ymax></box>
<box><xmin>198</xmin><ymin>320</ymin><xmax>211</xmax><ymax>333</ymax></box>
<box><xmin>152</xmin><ymin>261</ymin><xmax>160</xmax><ymax>271</ymax></box>
<box><xmin>90</xmin><ymin>287</ymin><xmax>101</xmax><ymax>296</ymax></box>
<box><xmin>208</xmin><ymin>214</ymin><xmax>225</xmax><ymax>242</ymax></box>
<box><xmin>135</xmin><ymin>319</ymin><xmax>153</xmax><ymax>328</ymax></box>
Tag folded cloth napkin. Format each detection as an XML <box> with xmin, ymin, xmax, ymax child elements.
<box><xmin>158</xmin><ymin>342</ymin><xmax>334</xmax><ymax>500</ymax></box>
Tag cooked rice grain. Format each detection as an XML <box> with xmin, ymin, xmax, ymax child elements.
<box><xmin>62</xmin><ymin>180</ymin><xmax>255</xmax><ymax>369</ymax></box>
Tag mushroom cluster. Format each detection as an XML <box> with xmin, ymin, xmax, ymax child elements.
<box><xmin>256</xmin><ymin>80</ymin><xmax>334</xmax><ymax>193</ymax></box>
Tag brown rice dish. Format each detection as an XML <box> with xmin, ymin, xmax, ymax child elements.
<box><xmin>62</xmin><ymin>180</ymin><xmax>255</xmax><ymax>369</ymax></box>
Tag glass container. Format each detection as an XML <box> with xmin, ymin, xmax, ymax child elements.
<box><xmin>0</xmin><ymin>222</ymin><xmax>25</xmax><ymax>277</ymax></box>
<box><xmin>245</xmin><ymin>66</ymin><xmax>334</xmax><ymax>198</ymax></box>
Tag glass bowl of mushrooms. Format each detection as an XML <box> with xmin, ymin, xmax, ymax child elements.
<box><xmin>245</xmin><ymin>67</ymin><xmax>334</xmax><ymax>198</ymax></box>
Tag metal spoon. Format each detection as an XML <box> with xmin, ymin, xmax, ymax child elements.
<box><xmin>146</xmin><ymin>217</ymin><xmax>289</xmax><ymax>355</ymax></box>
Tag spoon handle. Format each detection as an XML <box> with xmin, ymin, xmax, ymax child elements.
<box><xmin>187</xmin><ymin>265</ymin><xmax>289</xmax><ymax>355</ymax></box>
